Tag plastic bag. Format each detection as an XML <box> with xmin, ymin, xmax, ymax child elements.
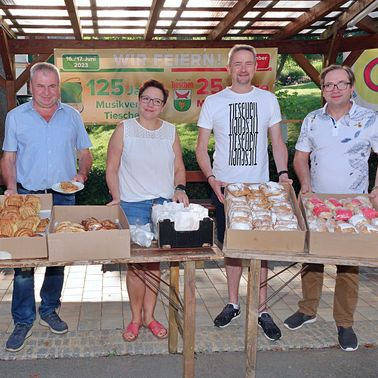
<box><xmin>130</xmin><ymin>223</ymin><xmax>154</xmax><ymax>247</ymax></box>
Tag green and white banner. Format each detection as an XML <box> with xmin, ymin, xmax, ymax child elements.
<box><xmin>54</xmin><ymin>48</ymin><xmax>278</xmax><ymax>124</ymax></box>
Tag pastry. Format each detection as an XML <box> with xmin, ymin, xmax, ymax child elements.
<box><xmin>101</xmin><ymin>219</ymin><xmax>118</xmax><ymax>230</ymax></box>
<box><xmin>24</xmin><ymin>195</ymin><xmax>41</xmax><ymax>213</ymax></box>
<box><xmin>334</xmin><ymin>222</ymin><xmax>357</xmax><ymax>233</ymax></box>
<box><xmin>227</xmin><ymin>183</ymin><xmax>250</xmax><ymax>197</ymax></box>
<box><xmin>334</xmin><ymin>208</ymin><xmax>353</xmax><ymax>221</ymax></box>
<box><xmin>3</xmin><ymin>195</ymin><xmax>24</xmax><ymax>208</ymax></box>
<box><xmin>324</xmin><ymin>198</ymin><xmax>343</xmax><ymax>209</ymax></box>
<box><xmin>14</xmin><ymin>228</ymin><xmax>35</xmax><ymax>237</ymax></box>
<box><xmin>59</xmin><ymin>181</ymin><xmax>79</xmax><ymax>193</ymax></box>
<box><xmin>0</xmin><ymin>219</ymin><xmax>17</xmax><ymax>237</ymax></box>
<box><xmin>55</xmin><ymin>221</ymin><xmax>85</xmax><ymax>233</ymax></box>
<box><xmin>36</xmin><ymin>218</ymin><xmax>50</xmax><ymax>233</ymax></box>
<box><xmin>19</xmin><ymin>204</ymin><xmax>37</xmax><ymax>219</ymax></box>
<box><xmin>312</xmin><ymin>204</ymin><xmax>332</xmax><ymax>219</ymax></box>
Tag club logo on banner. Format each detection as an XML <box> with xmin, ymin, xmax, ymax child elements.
<box><xmin>54</xmin><ymin>48</ymin><xmax>278</xmax><ymax>124</ymax></box>
<box><xmin>174</xmin><ymin>89</ymin><xmax>192</xmax><ymax>112</ymax></box>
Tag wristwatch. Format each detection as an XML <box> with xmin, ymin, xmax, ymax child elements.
<box><xmin>175</xmin><ymin>184</ymin><xmax>187</xmax><ymax>193</ymax></box>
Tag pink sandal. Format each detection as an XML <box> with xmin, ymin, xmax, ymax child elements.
<box><xmin>123</xmin><ymin>322</ymin><xmax>141</xmax><ymax>342</ymax></box>
<box><xmin>146</xmin><ymin>320</ymin><xmax>168</xmax><ymax>339</ymax></box>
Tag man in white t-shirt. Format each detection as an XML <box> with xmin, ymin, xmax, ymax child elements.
<box><xmin>196</xmin><ymin>44</ymin><xmax>292</xmax><ymax>340</ymax></box>
<box><xmin>284</xmin><ymin>65</ymin><xmax>378</xmax><ymax>352</ymax></box>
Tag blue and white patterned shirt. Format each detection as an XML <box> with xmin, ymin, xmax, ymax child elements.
<box><xmin>296</xmin><ymin>101</ymin><xmax>378</xmax><ymax>194</ymax></box>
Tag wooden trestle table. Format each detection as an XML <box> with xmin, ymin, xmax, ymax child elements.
<box><xmin>223</xmin><ymin>248</ymin><xmax>378</xmax><ymax>378</ymax></box>
<box><xmin>0</xmin><ymin>244</ymin><xmax>224</xmax><ymax>378</ymax></box>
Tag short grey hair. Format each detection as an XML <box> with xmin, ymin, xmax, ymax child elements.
<box><xmin>30</xmin><ymin>62</ymin><xmax>60</xmax><ymax>84</ymax></box>
<box><xmin>228</xmin><ymin>44</ymin><xmax>257</xmax><ymax>65</ymax></box>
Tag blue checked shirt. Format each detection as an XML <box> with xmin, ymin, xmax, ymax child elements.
<box><xmin>2</xmin><ymin>101</ymin><xmax>92</xmax><ymax>191</ymax></box>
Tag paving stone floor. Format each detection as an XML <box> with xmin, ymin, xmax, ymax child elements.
<box><xmin>0</xmin><ymin>262</ymin><xmax>377</xmax><ymax>360</ymax></box>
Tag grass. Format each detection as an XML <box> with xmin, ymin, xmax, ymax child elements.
<box><xmin>276</xmin><ymin>82</ymin><xmax>321</xmax><ymax>144</ymax></box>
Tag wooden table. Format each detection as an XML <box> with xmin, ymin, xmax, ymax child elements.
<box><xmin>223</xmin><ymin>249</ymin><xmax>378</xmax><ymax>378</ymax></box>
<box><xmin>0</xmin><ymin>245</ymin><xmax>224</xmax><ymax>378</ymax></box>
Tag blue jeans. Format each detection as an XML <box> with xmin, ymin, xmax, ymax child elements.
<box><xmin>120</xmin><ymin>197</ymin><xmax>168</xmax><ymax>226</ymax></box>
<box><xmin>12</xmin><ymin>189</ymin><xmax>75</xmax><ymax>325</ymax></box>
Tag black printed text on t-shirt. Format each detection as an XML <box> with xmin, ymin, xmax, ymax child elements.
<box><xmin>228</xmin><ymin>102</ymin><xmax>258</xmax><ymax>166</ymax></box>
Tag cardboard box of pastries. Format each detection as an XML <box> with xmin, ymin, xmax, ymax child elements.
<box><xmin>47</xmin><ymin>205</ymin><xmax>130</xmax><ymax>262</ymax></box>
<box><xmin>300</xmin><ymin>192</ymin><xmax>378</xmax><ymax>258</ymax></box>
<box><xmin>223</xmin><ymin>182</ymin><xmax>306</xmax><ymax>253</ymax></box>
<box><xmin>0</xmin><ymin>194</ymin><xmax>52</xmax><ymax>260</ymax></box>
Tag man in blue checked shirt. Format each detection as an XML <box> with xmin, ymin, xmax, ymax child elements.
<box><xmin>1</xmin><ymin>62</ymin><xmax>92</xmax><ymax>352</ymax></box>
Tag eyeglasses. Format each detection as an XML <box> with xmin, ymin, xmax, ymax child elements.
<box><xmin>322</xmin><ymin>81</ymin><xmax>351</xmax><ymax>92</ymax></box>
<box><xmin>140</xmin><ymin>95</ymin><xmax>164</xmax><ymax>106</ymax></box>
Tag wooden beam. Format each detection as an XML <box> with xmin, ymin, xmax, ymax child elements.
<box><xmin>0</xmin><ymin>74</ymin><xmax>5</xmax><ymax>89</ymax></box>
<box><xmin>273</xmin><ymin>0</ymin><xmax>347</xmax><ymax>40</ymax></box>
<box><xmin>0</xmin><ymin>4</ymin><xmax>21</xmax><ymax>37</ymax></box>
<box><xmin>64</xmin><ymin>0</ymin><xmax>83</xmax><ymax>40</ymax></box>
<box><xmin>342</xmin><ymin>50</ymin><xmax>364</xmax><ymax>68</ymax></box>
<box><xmin>324</xmin><ymin>29</ymin><xmax>344</xmax><ymax>67</ymax></box>
<box><xmin>0</xmin><ymin>16</ymin><xmax>16</xmax><ymax>39</ymax></box>
<box><xmin>356</xmin><ymin>16</ymin><xmax>378</xmax><ymax>34</ymax></box>
<box><xmin>292</xmin><ymin>53</ymin><xmax>321</xmax><ymax>88</ymax></box>
<box><xmin>0</xmin><ymin>28</ymin><xmax>14</xmax><ymax>80</ymax></box>
<box><xmin>144</xmin><ymin>0</ymin><xmax>165</xmax><ymax>40</ymax></box>
<box><xmin>6</xmin><ymin>79</ymin><xmax>16</xmax><ymax>111</ymax></box>
<box><xmin>340</xmin><ymin>33</ymin><xmax>378</xmax><ymax>51</ymax></box>
<box><xmin>15</xmin><ymin>54</ymin><xmax>52</xmax><ymax>93</ymax></box>
<box><xmin>322</xmin><ymin>0</ymin><xmax>377</xmax><ymax>40</ymax></box>
<box><xmin>207</xmin><ymin>0</ymin><xmax>260</xmax><ymax>40</ymax></box>
<box><xmin>8</xmin><ymin>33</ymin><xmax>378</xmax><ymax>55</ymax></box>
<box><xmin>8</xmin><ymin>37</ymin><xmax>330</xmax><ymax>55</ymax></box>
<box><xmin>89</xmin><ymin>0</ymin><xmax>99</xmax><ymax>37</ymax></box>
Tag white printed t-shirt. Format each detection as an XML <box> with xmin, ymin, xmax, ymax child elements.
<box><xmin>295</xmin><ymin>101</ymin><xmax>378</xmax><ymax>194</ymax></box>
<box><xmin>197</xmin><ymin>87</ymin><xmax>282</xmax><ymax>184</ymax></box>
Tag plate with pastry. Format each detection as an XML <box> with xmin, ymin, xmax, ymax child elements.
<box><xmin>52</xmin><ymin>181</ymin><xmax>84</xmax><ymax>194</ymax></box>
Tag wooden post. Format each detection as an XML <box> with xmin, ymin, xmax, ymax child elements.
<box><xmin>245</xmin><ymin>259</ymin><xmax>261</xmax><ymax>378</ymax></box>
<box><xmin>183</xmin><ymin>261</ymin><xmax>196</xmax><ymax>378</ymax></box>
<box><xmin>169</xmin><ymin>261</ymin><xmax>179</xmax><ymax>353</ymax></box>
<box><xmin>6</xmin><ymin>79</ymin><xmax>16</xmax><ymax>110</ymax></box>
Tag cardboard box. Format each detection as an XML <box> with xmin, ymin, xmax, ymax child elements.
<box><xmin>224</xmin><ymin>183</ymin><xmax>306</xmax><ymax>253</ymax></box>
<box><xmin>300</xmin><ymin>193</ymin><xmax>378</xmax><ymax>258</ymax></box>
<box><xmin>0</xmin><ymin>194</ymin><xmax>52</xmax><ymax>259</ymax></box>
<box><xmin>158</xmin><ymin>217</ymin><xmax>214</xmax><ymax>248</ymax></box>
<box><xmin>47</xmin><ymin>205</ymin><xmax>130</xmax><ymax>262</ymax></box>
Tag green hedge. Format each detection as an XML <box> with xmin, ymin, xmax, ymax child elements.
<box><xmin>2</xmin><ymin>149</ymin><xmax>377</xmax><ymax>203</ymax></box>
<box><xmin>78</xmin><ymin>147</ymin><xmax>377</xmax><ymax>204</ymax></box>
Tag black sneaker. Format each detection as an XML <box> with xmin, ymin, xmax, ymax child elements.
<box><xmin>5</xmin><ymin>323</ymin><xmax>33</xmax><ymax>352</ymax></box>
<box><xmin>338</xmin><ymin>326</ymin><xmax>358</xmax><ymax>352</ymax></box>
<box><xmin>284</xmin><ymin>311</ymin><xmax>317</xmax><ymax>330</ymax></box>
<box><xmin>214</xmin><ymin>304</ymin><xmax>241</xmax><ymax>328</ymax></box>
<box><xmin>258</xmin><ymin>313</ymin><xmax>282</xmax><ymax>341</ymax></box>
<box><xmin>39</xmin><ymin>311</ymin><xmax>68</xmax><ymax>334</ymax></box>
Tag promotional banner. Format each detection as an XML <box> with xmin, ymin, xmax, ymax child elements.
<box><xmin>54</xmin><ymin>48</ymin><xmax>278</xmax><ymax>124</ymax></box>
<box><xmin>352</xmin><ymin>49</ymin><xmax>378</xmax><ymax>111</ymax></box>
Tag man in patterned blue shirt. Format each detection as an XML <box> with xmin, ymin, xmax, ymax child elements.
<box><xmin>284</xmin><ymin>64</ymin><xmax>378</xmax><ymax>352</ymax></box>
<box><xmin>1</xmin><ymin>62</ymin><xmax>92</xmax><ymax>352</ymax></box>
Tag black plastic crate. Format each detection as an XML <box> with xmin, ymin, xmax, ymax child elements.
<box><xmin>158</xmin><ymin>217</ymin><xmax>214</xmax><ymax>248</ymax></box>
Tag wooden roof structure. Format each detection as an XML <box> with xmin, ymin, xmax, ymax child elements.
<box><xmin>0</xmin><ymin>0</ymin><xmax>377</xmax><ymax>108</ymax></box>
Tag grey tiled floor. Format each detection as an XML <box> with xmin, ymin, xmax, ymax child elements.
<box><xmin>0</xmin><ymin>262</ymin><xmax>378</xmax><ymax>360</ymax></box>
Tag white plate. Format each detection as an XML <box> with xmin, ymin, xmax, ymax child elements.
<box><xmin>52</xmin><ymin>181</ymin><xmax>84</xmax><ymax>194</ymax></box>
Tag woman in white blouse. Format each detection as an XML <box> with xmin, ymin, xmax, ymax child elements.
<box><xmin>106</xmin><ymin>79</ymin><xmax>189</xmax><ymax>342</ymax></box>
